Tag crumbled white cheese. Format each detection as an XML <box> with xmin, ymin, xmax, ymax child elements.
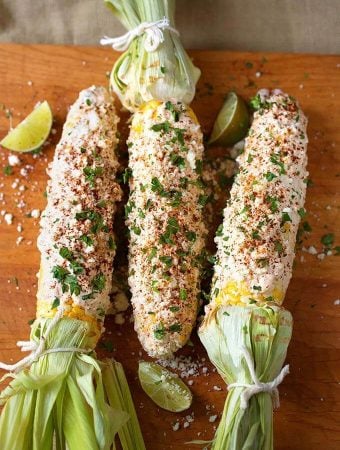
<box><xmin>209</xmin><ymin>415</ymin><xmax>218</xmax><ymax>423</ymax></box>
<box><xmin>31</xmin><ymin>209</ymin><xmax>40</xmax><ymax>218</ymax></box>
<box><xmin>8</xmin><ymin>155</ymin><xmax>20</xmax><ymax>166</ymax></box>
<box><xmin>4</xmin><ymin>213</ymin><xmax>13</xmax><ymax>225</ymax></box>
<box><xmin>172</xmin><ymin>422</ymin><xmax>180</xmax><ymax>431</ymax></box>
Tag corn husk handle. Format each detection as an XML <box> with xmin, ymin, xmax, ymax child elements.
<box><xmin>199</xmin><ymin>305</ymin><xmax>293</xmax><ymax>450</ymax></box>
<box><xmin>0</xmin><ymin>317</ymin><xmax>145</xmax><ymax>450</ymax></box>
<box><xmin>104</xmin><ymin>0</ymin><xmax>200</xmax><ymax>111</ymax></box>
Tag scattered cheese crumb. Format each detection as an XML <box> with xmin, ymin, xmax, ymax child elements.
<box><xmin>255</xmin><ymin>71</ymin><xmax>262</xmax><ymax>78</ymax></box>
<box><xmin>4</xmin><ymin>213</ymin><xmax>13</xmax><ymax>225</ymax></box>
<box><xmin>308</xmin><ymin>246</ymin><xmax>318</xmax><ymax>255</ymax></box>
<box><xmin>172</xmin><ymin>422</ymin><xmax>180</xmax><ymax>431</ymax></box>
<box><xmin>8</xmin><ymin>155</ymin><xmax>20</xmax><ymax>166</ymax></box>
<box><xmin>209</xmin><ymin>415</ymin><xmax>218</xmax><ymax>423</ymax></box>
<box><xmin>16</xmin><ymin>236</ymin><xmax>24</xmax><ymax>245</ymax></box>
<box><xmin>334</xmin><ymin>299</ymin><xmax>340</xmax><ymax>306</ymax></box>
<box><xmin>31</xmin><ymin>209</ymin><xmax>40</xmax><ymax>218</ymax></box>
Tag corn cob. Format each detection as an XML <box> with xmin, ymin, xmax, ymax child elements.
<box><xmin>210</xmin><ymin>90</ymin><xmax>308</xmax><ymax>309</ymax></box>
<box><xmin>127</xmin><ymin>100</ymin><xmax>206</xmax><ymax>358</ymax></box>
<box><xmin>0</xmin><ymin>86</ymin><xmax>145</xmax><ymax>450</ymax></box>
<box><xmin>199</xmin><ymin>90</ymin><xmax>308</xmax><ymax>450</ymax></box>
<box><xmin>37</xmin><ymin>86</ymin><xmax>120</xmax><ymax>334</ymax></box>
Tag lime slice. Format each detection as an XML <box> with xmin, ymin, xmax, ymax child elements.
<box><xmin>138</xmin><ymin>361</ymin><xmax>192</xmax><ymax>412</ymax></box>
<box><xmin>209</xmin><ymin>92</ymin><xmax>250</xmax><ymax>147</ymax></box>
<box><xmin>1</xmin><ymin>101</ymin><xmax>53</xmax><ymax>152</ymax></box>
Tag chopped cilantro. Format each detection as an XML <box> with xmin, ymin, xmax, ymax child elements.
<box><xmin>216</xmin><ymin>224</ymin><xmax>223</xmax><ymax>237</ymax></box>
<box><xmin>108</xmin><ymin>236</ymin><xmax>116</xmax><ymax>250</ymax></box>
<box><xmin>80</xmin><ymin>234</ymin><xmax>93</xmax><ymax>246</ymax></box>
<box><xmin>122</xmin><ymin>167</ymin><xmax>132</xmax><ymax>184</ymax></box>
<box><xmin>85</xmin><ymin>98</ymin><xmax>91</xmax><ymax>106</ymax></box>
<box><xmin>148</xmin><ymin>247</ymin><xmax>157</xmax><ymax>261</ymax></box>
<box><xmin>51</xmin><ymin>297</ymin><xmax>60</xmax><ymax>309</ymax></box>
<box><xmin>151</xmin><ymin>121</ymin><xmax>171</xmax><ymax>133</ymax></box>
<box><xmin>198</xmin><ymin>194</ymin><xmax>210</xmax><ymax>207</ymax></box>
<box><xmin>3</xmin><ymin>165</ymin><xmax>12</xmax><ymax>176</ymax></box>
<box><xmin>275</xmin><ymin>240</ymin><xmax>284</xmax><ymax>254</ymax></box>
<box><xmin>281</xmin><ymin>212</ymin><xmax>292</xmax><ymax>224</ymax></box>
<box><xmin>76</xmin><ymin>210</ymin><xmax>106</xmax><ymax>234</ymax></box>
<box><xmin>131</xmin><ymin>224</ymin><xmax>141</xmax><ymax>235</ymax></box>
<box><xmin>97</xmin><ymin>199</ymin><xmax>107</xmax><ymax>208</ymax></box>
<box><xmin>165</xmin><ymin>101</ymin><xmax>180</xmax><ymax>122</ymax></box>
<box><xmin>186</xmin><ymin>231</ymin><xmax>197</xmax><ymax>242</ymax></box>
<box><xmin>91</xmin><ymin>272</ymin><xmax>106</xmax><ymax>293</ymax></box>
<box><xmin>169</xmin><ymin>323</ymin><xmax>182</xmax><ymax>333</ymax></box>
<box><xmin>321</xmin><ymin>233</ymin><xmax>334</xmax><ymax>248</ymax></box>
<box><xmin>266</xmin><ymin>195</ymin><xmax>279</xmax><ymax>213</ymax></box>
<box><xmin>159</xmin><ymin>217</ymin><xmax>179</xmax><ymax>245</ymax></box>
<box><xmin>298</xmin><ymin>207</ymin><xmax>306</xmax><ymax>218</ymax></box>
<box><xmin>83</xmin><ymin>166</ymin><xmax>103</xmax><ymax>188</ymax></box>
<box><xmin>270</xmin><ymin>155</ymin><xmax>286</xmax><ymax>174</ymax></box>
<box><xmin>180</xmin><ymin>288</ymin><xmax>187</xmax><ymax>301</ymax></box>
<box><xmin>154</xmin><ymin>323</ymin><xmax>166</xmax><ymax>340</ymax></box>
<box><xmin>252</xmin><ymin>230</ymin><xmax>261</xmax><ymax>240</ymax></box>
<box><xmin>59</xmin><ymin>247</ymin><xmax>73</xmax><ymax>261</ymax></box>
<box><xmin>169</xmin><ymin>152</ymin><xmax>185</xmax><ymax>169</ymax></box>
<box><xmin>151</xmin><ymin>177</ymin><xmax>167</xmax><ymax>197</ymax></box>
<box><xmin>159</xmin><ymin>255</ymin><xmax>173</xmax><ymax>268</ymax></box>
<box><xmin>170</xmin><ymin>306</ymin><xmax>180</xmax><ymax>312</ymax></box>
<box><xmin>264</xmin><ymin>171</ymin><xmax>277</xmax><ymax>181</ymax></box>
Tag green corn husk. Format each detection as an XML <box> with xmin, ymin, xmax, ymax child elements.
<box><xmin>198</xmin><ymin>304</ymin><xmax>293</xmax><ymax>450</ymax></box>
<box><xmin>104</xmin><ymin>0</ymin><xmax>200</xmax><ymax>111</ymax></box>
<box><xmin>0</xmin><ymin>317</ymin><xmax>145</xmax><ymax>450</ymax></box>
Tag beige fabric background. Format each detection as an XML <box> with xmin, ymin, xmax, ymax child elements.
<box><xmin>0</xmin><ymin>0</ymin><xmax>339</xmax><ymax>54</ymax></box>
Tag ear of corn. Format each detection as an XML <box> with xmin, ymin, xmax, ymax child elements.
<box><xmin>0</xmin><ymin>87</ymin><xmax>145</xmax><ymax>450</ymax></box>
<box><xmin>106</xmin><ymin>0</ymin><xmax>205</xmax><ymax>358</ymax></box>
<box><xmin>199</xmin><ymin>91</ymin><xmax>308</xmax><ymax>449</ymax></box>
<box><xmin>127</xmin><ymin>100</ymin><xmax>207</xmax><ymax>358</ymax></box>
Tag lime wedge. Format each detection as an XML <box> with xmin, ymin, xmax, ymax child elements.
<box><xmin>209</xmin><ymin>92</ymin><xmax>250</xmax><ymax>147</ymax></box>
<box><xmin>1</xmin><ymin>101</ymin><xmax>53</xmax><ymax>152</ymax></box>
<box><xmin>138</xmin><ymin>361</ymin><xmax>192</xmax><ymax>412</ymax></box>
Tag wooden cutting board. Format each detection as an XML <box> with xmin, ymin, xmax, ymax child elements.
<box><xmin>0</xmin><ymin>44</ymin><xmax>339</xmax><ymax>449</ymax></box>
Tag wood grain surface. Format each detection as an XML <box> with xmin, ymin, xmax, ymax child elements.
<box><xmin>0</xmin><ymin>44</ymin><xmax>339</xmax><ymax>449</ymax></box>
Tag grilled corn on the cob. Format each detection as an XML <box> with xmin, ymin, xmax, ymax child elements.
<box><xmin>210</xmin><ymin>89</ymin><xmax>308</xmax><ymax>309</ymax></box>
<box><xmin>0</xmin><ymin>86</ymin><xmax>145</xmax><ymax>450</ymax></box>
<box><xmin>127</xmin><ymin>100</ymin><xmax>206</xmax><ymax>358</ymax></box>
<box><xmin>37</xmin><ymin>86</ymin><xmax>121</xmax><ymax>336</ymax></box>
<box><xmin>199</xmin><ymin>90</ymin><xmax>308</xmax><ymax>450</ymax></box>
